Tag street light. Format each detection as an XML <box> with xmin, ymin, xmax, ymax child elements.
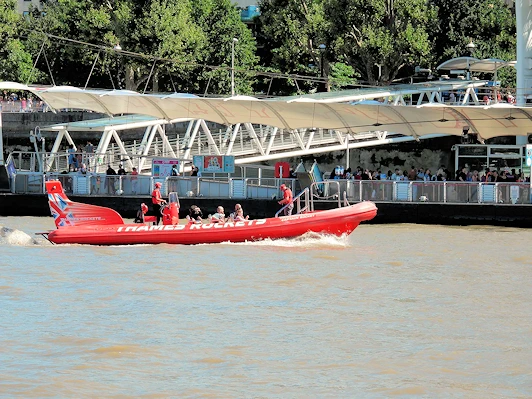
<box><xmin>318</xmin><ymin>43</ymin><xmax>326</xmax><ymax>92</ymax></box>
<box><xmin>465</xmin><ymin>39</ymin><xmax>476</xmax><ymax>56</ymax></box>
<box><xmin>231</xmin><ymin>38</ymin><xmax>238</xmax><ymax>96</ymax></box>
<box><xmin>465</xmin><ymin>40</ymin><xmax>476</xmax><ymax>80</ymax></box>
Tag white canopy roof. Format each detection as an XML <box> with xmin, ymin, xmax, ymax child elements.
<box><xmin>1</xmin><ymin>82</ymin><xmax>530</xmax><ymax>140</ymax></box>
<box><xmin>437</xmin><ymin>57</ymin><xmax>516</xmax><ymax>72</ymax></box>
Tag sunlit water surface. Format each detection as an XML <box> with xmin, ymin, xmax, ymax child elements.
<box><xmin>0</xmin><ymin>216</ymin><xmax>530</xmax><ymax>398</ymax></box>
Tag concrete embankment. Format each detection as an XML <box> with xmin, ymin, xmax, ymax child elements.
<box><xmin>2</xmin><ymin>193</ymin><xmax>532</xmax><ymax>227</ymax></box>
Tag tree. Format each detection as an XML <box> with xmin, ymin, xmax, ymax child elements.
<box><xmin>25</xmin><ymin>0</ymin><xmax>257</xmax><ymax>94</ymax></box>
<box><xmin>25</xmin><ymin>0</ymin><xmax>118</xmax><ymax>87</ymax></box>
<box><xmin>256</xmin><ymin>0</ymin><xmax>331</xmax><ymax>94</ymax></box>
<box><xmin>429</xmin><ymin>0</ymin><xmax>516</xmax><ymax>87</ymax></box>
<box><xmin>324</xmin><ymin>0</ymin><xmax>437</xmax><ymax>85</ymax></box>
<box><xmin>191</xmin><ymin>0</ymin><xmax>258</xmax><ymax>95</ymax></box>
<box><xmin>0</xmin><ymin>0</ymin><xmax>35</xmax><ymax>83</ymax></box>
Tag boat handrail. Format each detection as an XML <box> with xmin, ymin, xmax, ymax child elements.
<box><xmin>275</xmin><ymin>187</ymin><xmax>309</xmax><ymax>217</ymax></box>
<box><xmin>275</xmin><ymin>181</ymin><xmax>343</xmax><ymax>217</ymax></box>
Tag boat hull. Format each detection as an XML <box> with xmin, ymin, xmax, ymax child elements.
<box><xmin>47</xmin><ymin>202</ymin><xmax>377</xmax><ymax>245</ymax></box>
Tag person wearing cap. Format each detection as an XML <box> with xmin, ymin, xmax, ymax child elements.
<box><xmin>151</xmin><ymin>182</ymin><xmax>166</xmax><ymax>225</ymax></box>
<box><xmin>278</xmin><ymin>184</ymin><xmax>294</xmax><ymax>216</ymax></box>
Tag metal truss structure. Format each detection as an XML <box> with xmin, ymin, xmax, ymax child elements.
<box><xmin>35</xmin><ymin>79</ymin><xmax>494</xmax><ymax>172</ymax></box>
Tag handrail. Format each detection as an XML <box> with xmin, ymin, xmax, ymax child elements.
<box><xmin>275</xmin><ymin>181</ymin><xmax>343</xmax><ymax>217</ymax></box>
<box><xmin>275</xmin><ymin>187</ymin><xmax>309</xmax><ymax>217</ymax></box>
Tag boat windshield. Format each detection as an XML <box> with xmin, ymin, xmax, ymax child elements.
<box><xmin>168</xmin><ymin>192</ymin><xmax>180</xmax><ymax>206</ymax></box>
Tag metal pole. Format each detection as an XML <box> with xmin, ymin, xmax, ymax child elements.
<box><xmin>320</xmin><ymin>52</ymin><xmax>324</xmax><ymax>90</ymax></box>
<box><xmin>231</xmin><ymin>38</ymin><xmax>238</xmax><ymax>96</ymax></box>
<box><xmin>0</xmin><ymin>110</ymin><xmax>3</xmax><ymax>166</ymax></box>
<box><xmin>346</xmin><ymin>134</ymin><xmax>349</xmax><ymax>170</ymax></box>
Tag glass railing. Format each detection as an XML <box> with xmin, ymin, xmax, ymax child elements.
<box><xmin>334</xmin><ymin>180</ymin><xmax>532</xmax><ymax>205</ymax></box>
<box><xmin>9</xmin><ymin>172</ymin><xmax>532</xmax><ymax>205</ymax></box>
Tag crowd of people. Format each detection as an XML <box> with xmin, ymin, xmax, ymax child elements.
<box><xmin>328</xmin><ymin>165</ymin><xmax>528</xmax><ymax>183</ymax></box>
<box><xmin>0</xmin><ymin>92</ymin><xmax>48</xmax><ymax>112</ymax></box>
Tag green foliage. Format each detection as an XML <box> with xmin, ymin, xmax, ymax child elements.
<box><xmin>430</xmin><ymin>0</ymin><xmax>516</xmax><ymax>87</ymax></box>
<box><xmin>0</xmin><ymin>0</ymin><xmax>35</xmax><ymax>82</ymax></box>
<box><xmin>329</xmin><ymin>62</ymin><xmax>358</xmax><ymax>90</ymax></box>
<box><xmin>323</xmin><ymin>0</ymin><xmax>437</xmax><ymax>85</ymax></box>
<box><xmin>0</xmin><ymin>0</ymin><xmax>518</xmax><ymax>93</ymax></box>
<box><xmin>255</xmin><ymin>0</ymin><xmax>330</xmax><ymax>94</ymax></box>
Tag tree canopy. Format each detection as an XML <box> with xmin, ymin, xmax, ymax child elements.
<box><xmin>23</xmin><ymin>0</ymin><xmax>258</xmax><ymax>93</ymax></box>
<box><xmin>0</xmin><ymin>0</ymin><xmax>518</xmax><ymax>94</ymax></box>
<box><xmin>0</xmin><ymin>0</ymin><xmax>34</xmax><ymax>83</ymax></box>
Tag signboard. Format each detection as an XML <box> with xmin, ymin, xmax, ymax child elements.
<box><xmin>151</xmin><ymin>158</ymin><xmax>180</xmax><ymax>177</ymax></box>
<box><xmin>526</xmin><ymin>144</ymin><xmax>532</xmax><ymax>167</ymax></box>
<box><xmin>192</xmin><ymin>155</ymin><xmax>235</xmax><ymax>173</ymax></box>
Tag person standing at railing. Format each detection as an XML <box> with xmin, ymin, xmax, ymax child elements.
<box><xmin>85</xmin><ymin>141</ymin><xmax>94</xmax><ymax>168</ymax></box>
<box><xmin>131</xmin><ymin>167</ymin><xmax>138</xmax><ymax>194</ymax></box>
<box><xmin>67</xmin><ymin>144</ymin><xmax>78</xmax><ymax>172</ymax></box>
<box><xmin>278</xmin><ymin>184</ymin><xmax>294</xmax><ymax>216</ymax></box>
<box><xmin>105</xmin><ymin>164</ymin><xmax>117</xmax><ymax>194</ymax></box>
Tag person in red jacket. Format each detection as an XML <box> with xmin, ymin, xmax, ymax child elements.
<box><xmin>151</xmin><ymin>182</ymin><xmax>166</xmax><ymax>225</ymax></box>
<box><xmin>278</xmin><ymin>184</ymin><xmax>294</xmax><ymax>216</ymax></box>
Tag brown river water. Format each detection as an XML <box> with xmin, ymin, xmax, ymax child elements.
<box><xmin>0</xmin><ymin>216</ymin><xmax>530</xmax><ymax>398</ymax></box>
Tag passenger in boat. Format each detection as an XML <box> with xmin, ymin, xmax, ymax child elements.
<box><xmin>229</xmin><ymin>203</ymin><xmax>249</xmax><ymax>221</ymax></box>
<box><xmin>134</xmin><ymin>203</ymin><xmax>148</xmax><ymax>223</ymax></box>
<box><xmin>278</xmin><ymin>184</ymin><xmax>294</xmax><ymax>216</ymax></box>
<box><xmin>151</xmin><ymin>182</ymin><xmax>166</xmax><ymax>225</ymax></box>
<box><xmin>187</xmin><ymin>205</ymin><xmax>203</xmax><ymax>224</ymax></box>
<box><xmin>233</xmin><ymin>208</ymin><xmax>247</xmax><ymax>222</ymax></box>
<box><xmin>211</xmin><ymin>206</ymin><xmax>226</xmax><ymax>224</ymax></box>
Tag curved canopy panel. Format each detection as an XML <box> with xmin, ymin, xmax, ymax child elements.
<box><xmin>23</xmin><ymin>86</ymin><xmax>532</xmax><ymax>141</ymax></box>
<box><xmin>437</xmin><ymin>57</ymin><xmax>516</xmax><ymax>73</ymax></box>
<box><xmin>470</xmin><ymin>58</ymin><xmax>515</xmax><ymax>72</ymax></box>
<box><xmin>437</xmin><ymin>57</ymin><xmax>480</xmax><ymax>71</ymax></box>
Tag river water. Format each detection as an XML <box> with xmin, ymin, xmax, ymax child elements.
<box><xmin>0</xmin><ymin>216</ymin><xmax>530</xmax><ymax>398</ymax></box>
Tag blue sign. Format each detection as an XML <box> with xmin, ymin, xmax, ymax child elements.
<box><xmin>193</xmin><ymin>155</ymin><xmax>235</xmax><ymax>173</ymax></box>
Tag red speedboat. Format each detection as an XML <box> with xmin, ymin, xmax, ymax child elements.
<box><xmin>43</xmin><ymin>180</ymin><xmax>377</xmax><ymax>245</ymax></box>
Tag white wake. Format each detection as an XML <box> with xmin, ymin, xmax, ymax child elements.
<box><xmin>0</xmin><ymin>226</ymin><xmax>42</xmax><ymax>246</ymax></box>
<box><xmin>218</xmin><ymin>232</ymin><xmax>351</xmax><ymax>249</ymax></box>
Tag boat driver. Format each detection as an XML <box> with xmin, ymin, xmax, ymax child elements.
<box><xmin>151</xmin><ymin>182</ymin><xmax>166</xmax><ymax>225</ymax></box>
<box><xmin>278</xmin><ymin>184</ymin><xmax>294</xmax><ymax>216</ymax></box>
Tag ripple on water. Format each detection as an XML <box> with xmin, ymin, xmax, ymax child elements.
<box><xmin>1</xmin><ymin>218</ymin><xmax>531</xmax><ymax>397</ymax></box>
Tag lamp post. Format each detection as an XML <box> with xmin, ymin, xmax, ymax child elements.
<box><xmin>231</xmin><ymin>38</ymin><xmax>238</xmax><ymax>97</ymax></box>
<box><xmin>465</xmin><ymin>39</ymin><xmax>476</xmax><ymax>80</ymax></box>
<box><xmin>318</xmin><ymin>43</ymin><xmax>326</xmax><ymax>92</ymax></box>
